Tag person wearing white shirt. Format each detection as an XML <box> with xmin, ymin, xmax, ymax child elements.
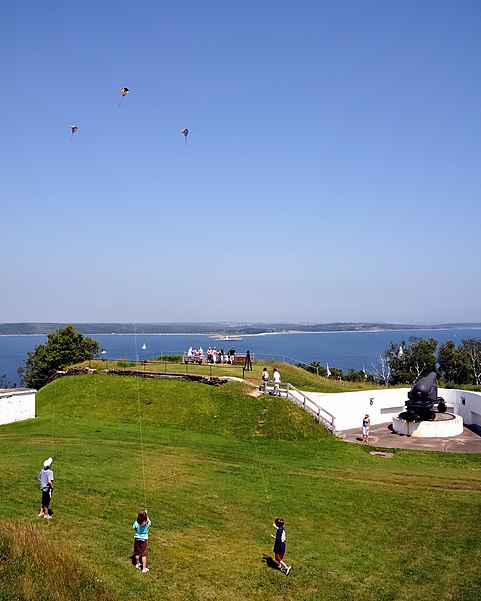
<box><xmin>273</xmin><ymin>368</ymin><xmax>281</xmax><ymax>396</ymax></box>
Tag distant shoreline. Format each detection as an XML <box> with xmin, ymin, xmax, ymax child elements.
<box><xmin>1</xmin><ymin>325</ymin><xmax>481</xmax><ymax>338</ymax></box>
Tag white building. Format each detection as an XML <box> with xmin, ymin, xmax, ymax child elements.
<box><xmin>0</xmin><ymin>388</ymin><xmax>36</xmax><ymax>425</ymax></box>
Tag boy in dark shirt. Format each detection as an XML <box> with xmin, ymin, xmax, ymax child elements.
<box><xmin>271</xmin><ymin>517</ymin><xmax>292</xmax><ymax>575</ymax></box>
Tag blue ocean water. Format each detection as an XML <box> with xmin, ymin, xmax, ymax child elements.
<box><xmin>1</xmin><ymin>328</ymin><xmax>480</xmax><ymax>386</ymax></box>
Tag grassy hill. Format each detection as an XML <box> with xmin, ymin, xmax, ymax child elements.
<box><xmin>82</xmin><ymin>357</ymin><xmax>385</xmax><ymax>393</ymax></box>
<box><xmin>1</xmin><ymin>373</ymin><xmax>481</xmax><ymax>600</ymax></box>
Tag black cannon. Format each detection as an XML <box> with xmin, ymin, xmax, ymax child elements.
<box><xmin>403</xmin><ymin>372</ymin><xmax>447</xmax><ymax>422</ymax></box>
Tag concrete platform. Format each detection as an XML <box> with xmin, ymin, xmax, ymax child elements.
<box><xmin>392</xmin><ymin>413</ymin><xmax>463</xmax><ymax>438</ymax></box>
<box><xmin>339</xmin><ymin>423</ymin><xmax>481</xmax><ymax>453</ymax></box>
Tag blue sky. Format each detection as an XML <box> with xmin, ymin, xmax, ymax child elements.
<box><xmin>2</xmin><ymin>0</ymin><xmax>480</xmax><ymax>323</ymax></box>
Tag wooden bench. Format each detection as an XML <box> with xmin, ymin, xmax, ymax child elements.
<box><xmin>183</xmin><ymin>354</ymin><xmax>204</xmax><ymax>365</ymax></box>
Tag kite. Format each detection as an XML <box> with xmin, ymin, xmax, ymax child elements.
<box><xmin>181</xmin><ymin>128</ymin><xmax>189</xmax><ymax>147</ymax></box>
<box><xmin>69</xmin><ymin>125</ymin><xmax>78</xmax><ymax>142</ymax></box>
<box><xmin>119</xmin><ymin>87</ymin><xmax>129</xmax><ymax>107</ymax></box>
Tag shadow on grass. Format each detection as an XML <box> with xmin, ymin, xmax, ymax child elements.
<box><xmin>262</xmin><ymin>554</ymin><xmax>280</xmax><ymax>571</ymax></box>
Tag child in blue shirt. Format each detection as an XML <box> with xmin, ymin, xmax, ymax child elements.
<box><xmin>133</xmin><ymin>509</ymin><xmax>151</xmax><ymax>573</ymax></box>
<box><xmin>271</xmin><ymin>517</ymin><xmax>291</xmax><ymax>575</ymax></box>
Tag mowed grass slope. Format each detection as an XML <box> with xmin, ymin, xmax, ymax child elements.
<box><xmin>1</xmin><ymin>374</ymin><xmax>481</xmax><ymax>601</ymax></box>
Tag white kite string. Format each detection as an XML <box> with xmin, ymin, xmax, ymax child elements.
<box><xmin>120</xmin><ymin>93</ymin><xmax>148</xmax><ymax>508</ymax></box>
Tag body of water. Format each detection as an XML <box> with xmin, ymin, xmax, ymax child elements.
<box><xmin>2</xmin><ymin>328</ymin><xmax>481</xmax><ymax>386</ymax></box>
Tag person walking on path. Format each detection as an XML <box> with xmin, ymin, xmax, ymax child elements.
<box><xmin>271</xmin><ymin>518</ymin><xmax>291</xmax><ymax>575</ymax></box>
<box><xmin>362</xmin><ymin>414</ymin><xmax>370</xmax><ymax>443</ymax></box>
<box><xmin>133</xmin><ymin>509</ymin><xmax>151</xmax><ymax>573</ymax></box>
<box><xmin>37</xmin><ymin>457</ymin><xmax>54</xmax><ymax>519</ymax></box>
<box><xmin>244</xmin><ymin>350</ymin><xmax>253</xmax><ymax>371</ymax></box>
<box><xmin>273</xmin><ymin>368</ymin><xmax>281</xmax><ymax>396</ymax></box>
<box><xmin>261</xmin><ymin>367</ymin><xmax>269</xmax><ymax>393</ymax></box>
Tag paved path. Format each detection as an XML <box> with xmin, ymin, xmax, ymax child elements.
<box><xmin>338</xmin><ymin>423</ymin><xmax>481</xmax><ymax>453</ymax></box>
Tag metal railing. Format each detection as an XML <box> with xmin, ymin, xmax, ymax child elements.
<box><xmin>285</xmin><ymin>383</ymin><xmax>336</xmax><ymax>433</ymax></box>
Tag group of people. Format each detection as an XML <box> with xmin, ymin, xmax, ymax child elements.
<box><xmin>36</xmin><ymin>457</ymin><xmax>292</xmax><ymax>576</ymax></box>
<box><xmin>261</xmin><ymin>367</ymin><xmax>282</xmax><ymax>395</ymax></box>
<box><xmin>187</xmin><ymin>345</ymin><xmax>237</xmax><ymax>364</ymax></box>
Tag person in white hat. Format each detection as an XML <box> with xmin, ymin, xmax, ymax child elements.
<box><xmin>37</xmin><ymin>457</ymin><xmax>54</xmax><ymax>519</ymax></box>
<box><xmin>362</xmin><ymin>414</ymin><xmax>370</xmax><ymax>443</ymax></box>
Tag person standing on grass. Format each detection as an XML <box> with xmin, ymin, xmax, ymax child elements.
<box><xmin>362</xmin><ymin>414</ymin><xmax>370</xmax><ymax>443</ymax></box>
<box><xmin>262</xmin><ymin>367</ymin><xmax>269</xmax><ymax>393</ymax></box>
<box><xmin>273</xmin><ymin>368</ymin><xmax>281</xmax><ymax>396</ymax></box>
<box><xmin>244</xmin><ymin>350</ymin><xmax>253</xmax><ymax>371</ymax></box>
<box><xmin>133</xmin><ymin>509</ymin><xmax>151</xmax><ymax>573</ymax></box>
<box><xmin>271</xmin><ymin>518</ymin><xmax>291</xmax><ymax>575</ymax></box>
<box><xmin>37</xmin><ymin>457</ymin><xmax>54</xmax><ymax>519</ymax></box>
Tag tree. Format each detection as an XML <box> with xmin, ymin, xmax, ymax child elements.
<box><xmin>21</xmin><ymin>325</ymin><xmax>101</xmax><ymax>389</ymax></box>
<box><xmin>343</xmin><ymin>368</ymin><xmax>374</xmax><ymax>383</ymax></box>
<box><xmin>305</xmin><ymin>361</ymin><xmax>328</xmax><ymax>377</ymax></box>
<box><xmin>459</xmin><ymin>338</ymin><xmax>481</xmax><ymax>386</ymax></box>
<box><xmin>0</xmin><ymin>374</ymin><xmax>16</xmax><ymax>389</ymax></box>
<box><xmin>385</xmin><ymin>337</ymin><xmax>438</xmax><ymax>385</ymax></box>
<box><xmin>438</xmin><ymin>340</ymin><xmax>471</xmax><ymax>386</ymax></box>
<box><xmin>328</xmin><ymin>366</ymin><xmax>345</xmax><ymax>380</ymax></box>
<box><xmin>369</xmin><ymin>355</ymin><xmax>392</xmax><ymax>385</ymax></box>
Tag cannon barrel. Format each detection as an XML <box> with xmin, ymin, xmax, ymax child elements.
<box><xmin>407</xmin><ymin>371</ymin><xmax>438</xmax><ymax>403</ymax></box>
<box><xmin>404</xmin><ymin>372</ymin><xmax>445</xmax><ymax>421</ymax></box>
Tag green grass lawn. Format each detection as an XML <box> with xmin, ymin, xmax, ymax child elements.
<box><xmin>1</xmin><ymin>373</ymin><xmax>481</xmax><ymax>600</ymax></box>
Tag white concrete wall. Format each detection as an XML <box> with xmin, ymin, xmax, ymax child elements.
<box><xmin>303</xmin><ymin>387</ymin><xmax>481</xmax><ymax>432</ymax></box>
<box><xmin>0</xmin><ymin>389</ymin><xmax>36</xmax><ymax>425</ymax></box>
<box><xmin>437</xmin><ymin>388</ymin><xmax>481</xmax><ymax>428</ymax></box>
